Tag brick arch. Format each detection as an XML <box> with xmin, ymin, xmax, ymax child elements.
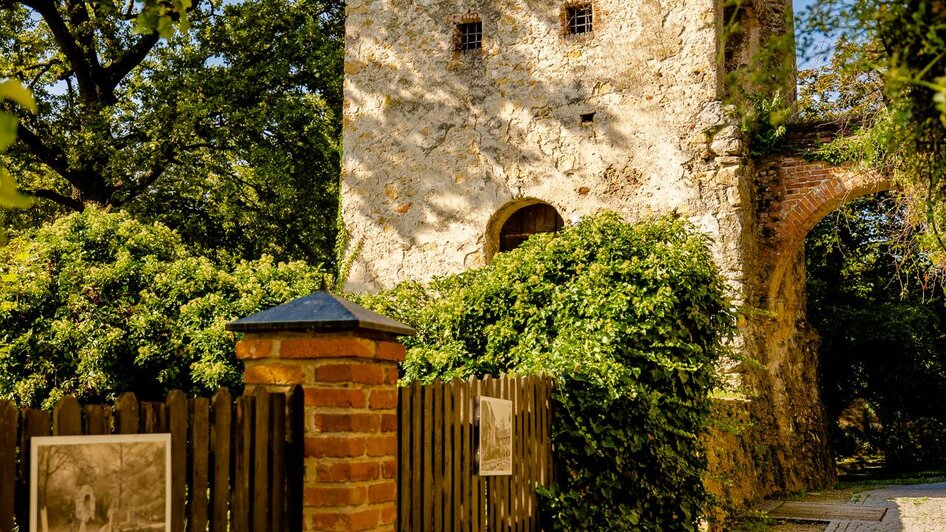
<box><xmin>763</xmin><ymin>156</ymin><xmax>892</xmax><ymax>305</ymax></box>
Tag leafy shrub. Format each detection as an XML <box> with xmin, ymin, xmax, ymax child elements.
<box><xmin>359</xmin><ymin>212</ymin><xmax>734</xmax><ymax>530</ymax></box>
<box><xmin>0</xmin><ymin>208</ymin><xmax>326</xmax><ymax>407</ymax></box>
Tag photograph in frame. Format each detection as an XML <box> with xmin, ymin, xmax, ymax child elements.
<box><xmin>30</xmin><ymin>433</ymin><xmax>171</xmax><ymax>532</ymax></box>
<box><xmin>476</xmin><ymin>396</ymin><xmax>513</xmax><ymax>476</ymax></box>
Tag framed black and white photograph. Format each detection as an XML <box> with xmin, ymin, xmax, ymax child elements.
<box><xmin>475</xmin><ymin>396</ymin><xmax>513</xmax><ymax>476</ymax></box>
<box><xmin>30</xmin><ymin>433</ymin><xmax>171</xmax><ymax>532</ymax></box>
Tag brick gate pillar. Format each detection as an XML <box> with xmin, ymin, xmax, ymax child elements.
<box><xmin>228</xmin><ymin>289</ymin><xmax>415</xmax><ymax>531</ymax></box>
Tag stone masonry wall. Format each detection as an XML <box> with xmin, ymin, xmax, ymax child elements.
<box><xmin>341</xmin><ymin>0</ymin><xmax>757</xmax><ymax>294</ymax></box>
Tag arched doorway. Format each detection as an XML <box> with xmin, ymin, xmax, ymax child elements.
<box><xmin>485</xmin><ymin>200</ymin><xmax>564</xmax><ymax>260</ymax></box>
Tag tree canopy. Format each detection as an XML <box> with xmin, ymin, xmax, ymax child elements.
<box><xmin>806</xmin><ymin>193</ymin><xmax>946</xmax><ymax>469</ymax></box>
<box><xmin>0</xmin><ymin>0</ymin><xmax>343</xmax><ymax>265</ymax></box>
<box><xmin>794</xmin><ymin>0</ymin><xmax>945</xmax><ymax>258</ymax></box>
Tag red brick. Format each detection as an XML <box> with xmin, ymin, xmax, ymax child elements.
<box><xmin>314</xmin><ymin>363</ymin><xmax>385</xmax><ymax>385</ymax></box>
<box><xmin>305</xmin><ymin>485</ymin><xmax>367</xmax><ymax>507</ymax></box>
<box><xmin>367</xmin><ymin>480</ymin><xmax>397</xmax><ymax>503</ymax></box>
<box><xmin>381</xmin><ymin>413</ymin><xmax>398</xmax><ymax>432</ymax></box>
<box><xmin>368</xmin><ymin>390</ymin><xmax>398</xmax><ymax>410</ymax></box>
<box><xmin>235</xmin><ymin>339</ymin><xmax>274</xmax><ymax>360</ymax></box>
<box><xmin>313</xmin><ymin>461</ymin><xmax>381</xmax><ymax>482</ymax></box>
<box><xmin>365</xmin><ymin>435</ymin><xmax>397</xmax><ymax>457</ymax></box>
<box><xmin>312</xmin><ymin>413</ymin><xmax>381</xmax><ymax>433</ymax></box>
<box><xmin>383</xmin><ymin>366</ymin><xmax>399</xmax><ymax>384</ymax></box>
<box><xmin>380</xmin><ymin>504</ymin><xmax>397</xmax><ymax>525</ymax></box>
<box><xmin>376</xmin><ymin>341</ymin><xmax>406</xmax><ymax>361</ymax></box>
<box><xmin>280</xmin><ymin>336</ymin><xmax>376</xmax><ymax>359</ymax></box>
<box><xmin>243</xmin><ymin>362</ymin><xmax>304</xmax><ymax>385</ymax></box>
<box><xmin>308</xmin><ymin>508</ymin><xmax>382</xmax><ymax>531</ymax></box>
<box><xmin>307</xmin><ymin>510</ymin><xmax>348</xmax><ymax>531</ymax></box>
<box><xmin>305</xmin><ymin>387</ymin><xmax>367</xmax><ymax>408</ymax></box>
<box><xmin>305</xmin><ymin>435</ymin><xmax>366</xmax><ymax>458</ymax></box>
<box><xmin>381</xmin><ymin>458</ymin><xmax>397</xmax><ymax>479</ymax></box>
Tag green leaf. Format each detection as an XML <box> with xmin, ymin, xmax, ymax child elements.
<box><xmin>0</xmin><ymin>168</ymin><xmax>34</xmax><ymax>209</ymax></box>
<box><xmin>0</xmin><ymin>81</ymin><xmax>36</xmax><ymax>113</ymax></box>
<box><xmin>0</xmin><ymin>113</ymin><xmax>17</xmax><ymax>152</ymax></box>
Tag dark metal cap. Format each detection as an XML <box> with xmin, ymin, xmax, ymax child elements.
<box><xmin>226</xmin><ymin>290</ymin><xmax>416</xmax><ymax>336</ymax></box>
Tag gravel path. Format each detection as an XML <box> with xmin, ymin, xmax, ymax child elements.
<box><xmin>823</xmin><ymin>482</ymin><xmax>946</xmax><ymax>532</ymax></box>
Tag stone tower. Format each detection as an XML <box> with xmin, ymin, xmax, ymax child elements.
<box><xmin>341</xmin><ymin>0</ymin><xmax>834</xmax><ymax>502</ymax></box>
<box><xmin>342</xmin><ymin>0</ymin><xmax>791</xmax><ymax>292</ymax></box>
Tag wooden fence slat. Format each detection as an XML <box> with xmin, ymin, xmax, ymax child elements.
<box><xmin>526</xmin><ymin>377</ymin><xmax>536</xmax><ymax>530</ymax></box>
<box><xmin>519</xmin><ymin>377</ymin><xmax>528</xmax><ymax>530</ymax></box>
<box><xmin>483</xmin><ymin>375</ymin><xmax>495</xmax><ymax>532</ymax></box>
<box><xmin>0</xmin><ymin>400</ymin><xmax>16</xmax><ymax>532</ymax></box>
<box><xmin>398</xmin><ymin>385</ymin><xmax>411</xmax><ymax>532</ymax></box>
<box><xmin>252</xmin><ymin>388</ymin><xmax>271</xmax><ymax>532</ymax></box>
<box><xmin>514</xmin><ymin>378</ymin><xmax>521</xmax><ymax>530</ymax></box>
<box><xmin>190</xmin><ymin>397</ymin><xmax>210</xmax><ymax>532</ymax></box>
<box><xmin>458</xmin><ymin>379</ymin><xmax>469</xmax><ymax>532</ymax></box>
<box><xmin>84</xmin><ymin>405</ymin><xmax>104</xmax><ymax>435</ymax></box>
<box><xmin>447</xmin><ymin>379</ymin><xmax>457</xmax><ymax>531</ymax></box>
<box><xmin>474</xmin><ymin>377</ymin><xmax>484</xmax><ymax>532</ymax></box>
<box><xmin>433</xmin><ymin>379</ymin><xmax>443</xmax><ymax>532</ymax></box>
<box><xmin>270</xmin><ymin>392</ymin><xmax>286</xmax><ymax>532</ymax></box>
<box><xmin>497</xmin><ymin>376</ymin><xmax>506</xmax><ymax>531</ymax></box>
<box><xmin>232</xmin><ymin>394</ymin><xmax>253</xmax><ymax>532</ymax></box>
<box><xmin>411</xmin><ymin>380</ymin><xmax>422</xmax><ymax>532</ymax></box>
<box><xmin>115</xmin><ymin>392</ymin><xmax>139</xmax><ymax>434</ymax></box>
<box><xmin>19</xmin><ymin>409</ymin><xmax>50</xmax><ymax>530</ymax></box>
<box><xmin>168</xmin><ymin>390</ymin><xmax>188</xmax><ymax>532</ymax></box>
<box><xmin>424</xmin><ymin>379</ymin><xmax>435</xmax><ymax>531</ymax></box>
<box><xmin>142</xmin><ymin>401</ymin><xmax>157</xmax><ymax>434</ymax></box>
<box><xmin>211</xmin><ymin>388</ymin><xmax>232</xmax><ymax>532</ymax></box>
<box><xmin>53</xmin><ymin>396</ymin><xmax>81</xmax><ymax>436</ymax></box>
<box><xmin>286</xmin><ymin>385</ymin><xmax>304</xmax><ymax>532</ymax></box>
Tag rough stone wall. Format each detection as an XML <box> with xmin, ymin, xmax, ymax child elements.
<box><xmin>341</xmin><ymin>0</ymin><xmax>756</xmax><ymax>293</ymax></box>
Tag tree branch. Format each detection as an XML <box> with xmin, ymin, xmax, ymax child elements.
<box><xmin>20</xmin><ymin>0</ymin><xmax>99</xmax><ymax>103</ymax></box>
<box><xmin>24</xmin><ymin>187</ymin><xmax>84</xmax><ymax>211</ymax></box>
<box><xmin>15</xmin><ymin>123</ymin><xmax>71</xmax><ymax>178</ymax></box>
<box><xmin>103</xmin><ymin>32</ymin><xmax>161</xmax><ymax>94</ymax></box>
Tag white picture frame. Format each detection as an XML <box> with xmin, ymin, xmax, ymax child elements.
<box><xmin>30</xmin><ymin>433</ymin><xmax>172</xmax><ymax>532</ymax></box>
<box><xmin>475</xmin><ymin>396</ymin><xmax>513</xmax><ymax>476</ymax></box>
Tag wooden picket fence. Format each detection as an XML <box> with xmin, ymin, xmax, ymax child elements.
<box><xmin>397</xmin><ymin>375</ymin><xmax>553</xmax><ymax>531</ymax></box>
<box><xmin>0</xmin><ymin>386</ymin><xmax>303</xmax><ymax>532</ymax></box>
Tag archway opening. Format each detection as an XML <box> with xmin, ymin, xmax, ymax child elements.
<box><xmin>484</xmin><ymin>201</ymin><xmax>565</xmax><ymax>262</ymax></box>
<box><xmin>805</xmin><ymin>192</ymin><xmax>946</xmax><ymax>478</ymax></box>
<box><xmin>498</xmin><ymin>203</ymin><xmax>564</xmax><ymax>253</ymax></box>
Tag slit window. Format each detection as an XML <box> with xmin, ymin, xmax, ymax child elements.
<box><xmin>565</xmin><ymin>4</ymin><xmax>593</xmax><ymax>35</ymax></box>
<box><xmin>457</xmin><ymin>21</ymin><xmax>483</xmax><ymax>52</ymax></box>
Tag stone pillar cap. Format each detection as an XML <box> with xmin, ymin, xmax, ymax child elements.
<box><xmin>226</xmin><ymin>290</ymin><xmax>416</xmax><ymax>336</ymax></box>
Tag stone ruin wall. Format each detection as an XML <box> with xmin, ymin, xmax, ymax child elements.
<box><xmin>341</xmin><ymin>0</ymin><xmax>757</xmax><ymax>299</ymax></box>
<box><xmin>341</xmin><ymin>0</ymin><xmax>840</xmax><ymax>508</ymax></box>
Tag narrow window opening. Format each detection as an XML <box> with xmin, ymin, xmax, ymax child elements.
<box><xmin>565</xmin><ymin>4</ymin><xmax>593</xmax><ymax>35</ymax></box>
<box><xmin>457</xmin><ymin>21</ymin><xmax>483</xmax><ymax>52</ymax></box>
<box><xmin>580</xmin><ymin>112</ymin><xmax>596</xmax><ymax>124</ymax></box>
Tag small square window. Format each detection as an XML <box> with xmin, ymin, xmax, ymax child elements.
<box><xmin>457</xmin><ymin>21</ymin><xmax>483</xmax><ymax>52</ymax></box>
<box><xmin>565</xmin><ymin>4</ymin><xmax>593</xmax><ymax>35</ymax></box>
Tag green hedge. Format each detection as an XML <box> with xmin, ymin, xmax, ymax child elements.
<box><xmin>360</xmin><ymin>212</ymin><xmax>734</xmax><ymax>530</ymax></box>
<box><xmin>0</xmin><ymin>208</ymin><xmax>326</xmax><ymax>408</ymax></box>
